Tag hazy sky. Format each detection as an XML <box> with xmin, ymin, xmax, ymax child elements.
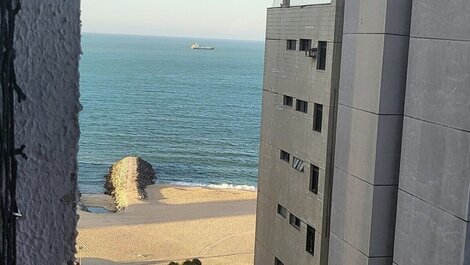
<box><xmin>81</xmin><ymin>0</ymin><xmax>274</xmax><ymax>41</ymax></box>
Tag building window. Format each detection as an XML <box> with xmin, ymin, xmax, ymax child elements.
<box><xmin>289</xmin><ymin>214</ymin><xmax>301</xmax><ymax>229</ymax></box>
<box><xmin>313</xmin><ymin>103</ymin><xmax>323</xmax><ymax>132</ymax></box>
<box><xmin>280</xmin><ymin>150</ymin><xmax>290</xmax><ymax>162</ymax></box>
<box><xmin>283</xmin><ymin>95</ymin><xmax>293</xmax><ymax>107</ymax></box>
<box><xmin>277</xmin><ymin>204</ymin><xmax>287</xmax><ymax>218</ymax></box>
<box><xmin>317</xmin><ymin>41</ymin><xmax>327</xmax><ymax>70</ymax></box>
<box><xmin>296</xmin><ymin>99</ymin><xmax>308</xmax><ymax>113</ymax></box>
<box><xmin>299</xmin><ymin>39</ymin><xmax>312</xmax><ymax>51</ymax></box>
<box><xmin>292</xmin><ymin>157</ymin><xmax>305</xmax><ymax>172</ymax></box>
<box><xmin>275</xmin><ymin>257</ymin><xmax>285</xmax><ymax>265</ymax></box>
<box><xmin>286</xmin><ymin>40</ymin><xmax>297</xmax><ymax>50</ymax></box>
<box><xmin>306</xmin><ymin>225</ymin><xmax>315</xmax><ymax>256</ymax></box>
<box><xmin>310</xmin><ymin>165</ymin><xmax>319</xmax><ymax>194</ymax></box>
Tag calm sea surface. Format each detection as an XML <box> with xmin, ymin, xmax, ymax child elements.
<box><xmin>78</xmin><ymin>33</ymin><xmax>264</xmax><ymax>194</ymax></box>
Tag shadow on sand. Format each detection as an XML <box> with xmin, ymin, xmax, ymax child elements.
<box><xmin>79</xmin><ymin>251</ymin><xmax>254</xmax><ymax>265</ymax></box>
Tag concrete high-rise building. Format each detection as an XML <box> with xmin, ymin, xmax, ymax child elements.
<box><xmin>254</xmin><ymin>1</ymin><xmax>344</xmax><ymax>264</ymax></box>
<box><xmin>255</xmin><ymin>1</ymin><xmax>470</xmax><ymax>265</ymax></box>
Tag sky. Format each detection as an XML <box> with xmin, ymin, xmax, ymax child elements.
<box><xmin>81</xmin><ymin>0</ymin><xmax>274</xmax><ymax>41</ymax></box>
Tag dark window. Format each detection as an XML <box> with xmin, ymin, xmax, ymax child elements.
<box><xmin>317</xmin><ymin>41</ymin><xmax>327</xmax><ymax>70</ymax></box>
<box><xmin>292</xmin><ymin>156</ymin><xmax>305</xmax><ymax>172</ymax></box>
<box><xmin>289</xmin><ymin>214</ymin><xmax>301</xmax><ymax>229</ymax></box>
<box><xmin>280</xmin><ymin>150</ymin><xmax>290</xmax><ymax>162</ymax></box>
<box><xmin>277</xmin><ymin>204</ymin><xmax>287</xmax><ymax>218</ymax></box>
<box><xmin>306</xmin><ymin>225</ymin><xmax>315</xmax><ymax>255</ymax></box>
<box><xmin>299</xmin><ymin>39</ymin><xmax>312</xmax><ymax>51</ymax></box>
<box><xmin>310</xmin><ymin>165</ymin><xmax>319</xmax><ymax>194</ymax></box>
<box><xmin>275</xmin><ymin>257</ymin><xmax>285</xmax><ymax>265</ymax></box>
<box><xmin>296</xmin><ymin>99</ymin><xmax>308</xmax><ymax>113</ymax></box>
<box><xmin>313</xmin><ymin>103</ymin><xmax>323</xmax><ymax>132</ymax></box>
<box><xmin>283</xmin><ymin>95</ymin><xmax>293</xmax><ymax>107</ymax></box>
<box><xmin>286</xmin><ymin>40</ymin><xmax>297</xmax><ymax>50</ymax></box>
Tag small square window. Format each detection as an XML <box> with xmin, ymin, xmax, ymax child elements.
<box><xmin>289</xmin><ymin>214</ymin><xmax>301</xmax><ymax>229</ymax></box>
<box><xmin>306</xmin><ymin>225</ymin><xmax>316</xmax><ymax>256</ymax></box>
<box><xmin>283</xmin><ymin>95</ymin><xmax>293</xmax><ymax>107</ymax></box>
<box><xmin>295</xmin><ymin>99</ymin><xmax>308</xmax><ymax>113</ymax></box>
<box><xmin>277</xmin><ymin>204</ymin><xmax>287</xmax><ymax>218</ymax></box>
<box><xmin>317</xmin><ymin>41</ymin><xmax>327</xmax><ymax>70</ymax></box>
<box><xmin>275</xmin><ymin>257</ymin><xmax>285</xmax><ymax>265</ymax></box>
<box><xmin>310</xmin><ymin>165</ymin><xmax>319</xmax><ymax>194</ymax></box>
<box><xmin>313</xmin><ymin>103</ymin><xmax>323</xmax><ymax>132</ymax></box>
<box><xmin>286</xmin><ymin>40</ymin><xmax>297</xmax><ymax>50</ymax></box>
<box><xmin>280</xmin><ymin>150</ymin><xmax>290</xmax><ymax>162</ymax></box>
<box><xmin>299</xmin><ymin>39</ymin><xmax>312</xmax><ymax>51</ymax></box>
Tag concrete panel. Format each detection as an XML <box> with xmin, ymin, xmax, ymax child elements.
<box><xmin>405</xmin><ymin>38</ymin><xmax>470</xmax><ymax>131</ymax></box>
<box><xmin>339</xmin><ymin>34</ymin><xmax>383</xmax><ymax>112</ymax></box>
<box><xmin>394</xmin><ymin>191</ymin><xmax>470</xmax><ymax>265</ymax></box>
<box><xmin>331</xmin><ymin>168</ymin><xmax>397</xmax><ymax>257</ymax></box>
<box><xmin>384</xmin><ymin>0</ymin><xmax>412</xmax><ymax>36</ymax></box>
<box><xmin>399</xmin><ymin>117</ymin><xmax>470</xmax><ymax>221</ymax></box>
<box><xmin>466</xmin><ymin>226</ymin><xmax>470</xmax><ymax>265</ymax></box>
<box><xmin>335</xmin><ymin>105</ymin><xmax>402</xmax><ymax>185</ymax></box>
<box><xmin>343</xmin><ymin>0</ymin><xmax>411</xmax><ymax>35</ymax></box>
<box><xmin>379</xmin><ymin>34</ymin><xmax>409</xmax><ymax>114</ymax></box>
<box><xmin>339</xmin><ymin>34</ymin><xmax>408</xmax><ymax>115</ymax></box>
<box><xmin>254</xmin><ymin>241</ymin><xmax>273</xmax><ymax>265</ymax></box>
<box><xmin>329</xmin><ymin>232</ymin><xmax>393</xmax><ymax>265</ymax></box>
<box><xmin>255</xmin><ymin>191</ymin><xmax>278</xmax><ymax>254</ymax></box>
<box><xmin>410</xmin><ymin>0</ymin><xmax>470</xmax><ymax>41</ymax></box>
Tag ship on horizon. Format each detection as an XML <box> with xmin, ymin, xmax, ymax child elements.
<box><xmin>191</xmin><ymin>42</ymin><xmax>215</xmax><ymax>50</ymax></box>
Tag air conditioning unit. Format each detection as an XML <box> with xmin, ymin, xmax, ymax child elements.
<box><xmin>307</xmin><ymin>48</ymin><xmax>318</xmax><ymax>58</ymax></box>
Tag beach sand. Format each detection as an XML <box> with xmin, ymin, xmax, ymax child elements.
<box><xmin>77</xmin><ymin>184</ymin><xmax>257</xmax><ymax>265</ymax></box>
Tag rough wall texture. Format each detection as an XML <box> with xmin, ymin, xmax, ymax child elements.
<box><xmin>13</xmin><ymin>1</ymin><xmax>81</xmax><ymax>264</ymax></box>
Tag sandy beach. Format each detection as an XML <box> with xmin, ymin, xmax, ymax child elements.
<box><xmin>77</xmin><ymin>184</ymin><xmax>257</xmax><ymax>265</ymax></box>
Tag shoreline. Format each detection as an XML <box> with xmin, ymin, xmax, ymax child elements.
<box><xmin>79</xmin><ymin>181</ymin><xmax>258</xmax><ymax>196</ymax></box>
<box><xmin>77</xmin><ymin>184</ymin><xmax>257</xmax><ymax>265</ymax></box>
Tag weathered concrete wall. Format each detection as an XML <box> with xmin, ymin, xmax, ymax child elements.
<box><xmin>393</xmin><ymin>1</ymin><xmax>470</xmax><ymax>264</ymax></box>
<box><xmin>255</xmin><ymin>2</ymin><xmax>343</xmax><ymax>265</ymax></box>
<box><xmin>14</xmin><ymin>1</ymin><xmax>81</xmax><ymax>264</ymax></box>
<box><xmin>329</xmin><ymin>0</ymin><xmax>411</xmax><ymax>264</ymax></box>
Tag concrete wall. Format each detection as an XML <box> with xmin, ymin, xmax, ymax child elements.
<box><xmin>255</xmin><ymin>2</ymin><xmax>343</xmax><ymax>265</ymax></box>
<box><xmin>393</xmin><ymin>1</ymin><xmax>470</xmax><ymax>264</ymax></box>
<box><xmin>14</xmin><ymin>1</ymin><xmax>81</xmax><ymax>264</ymax></box>
<box><xmin>329</xmin><ymin>0</ymin><xmax>411</xmax><ymax>264</ymax></box>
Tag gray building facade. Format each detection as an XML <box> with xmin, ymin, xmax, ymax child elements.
<box><xmin>255</xmin><ymin>1</ymin><xmax>344</xmax><ymax>265</ymax></box>
<box><xmin>329</xmin><ymin>0</ymin><xmax>411</xmax><ymax>264</ymax></box>
<box><xmin>393</xmin><ymin>1</ymin><xmax>470</xmax><ymax>265</ymax></box>
<box><xmin>256</xmin><ymin>1</ymin><xmax>470</xmax><ymax>265</ymax></box>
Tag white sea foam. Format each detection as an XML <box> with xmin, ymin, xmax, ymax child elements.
<box><xmin>168</xmin><ymin>181</ymin><xmax>257</xmax><ymax>191</ymax></box>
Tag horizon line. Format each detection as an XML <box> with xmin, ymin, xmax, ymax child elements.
<box><xmin>82</xmin><ymin>31</ymin><xmax>265</xmax><ymax>42</ymax></box>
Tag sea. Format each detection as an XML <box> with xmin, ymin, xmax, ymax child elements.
<box><xmin>78</xmin><ymin>33</ymin><xmax>264</xmax><ymax>194</ymax></box>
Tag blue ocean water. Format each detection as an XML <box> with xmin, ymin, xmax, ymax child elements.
<box><xmin>78</xmin><ymin>33</ymin><xmax>264</xmax><ymax>194</ymax></box>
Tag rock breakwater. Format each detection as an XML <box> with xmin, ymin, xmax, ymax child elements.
<box><xmin>104</xmin><ymin>156</ymin><xmax>156</xmax><ymax>210</ymax></box>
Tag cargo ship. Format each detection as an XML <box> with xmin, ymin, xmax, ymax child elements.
<box><xmin>191</xmin><ymin>43</ymin><xmax>215</xmax><ymax>50</ymax></box>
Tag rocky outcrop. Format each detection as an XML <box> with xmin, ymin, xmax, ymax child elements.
<box><xmin>104</xmin><ymin>156</ymin><xmax>156</xmax><ymax>210</ymax></box>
